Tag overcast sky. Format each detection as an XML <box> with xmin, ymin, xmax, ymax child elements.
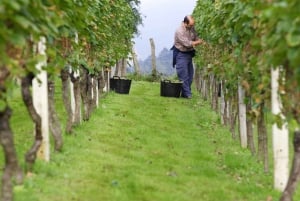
<box><xmin>133</xmin><ymin>0</ymin><xmax>197</xmax><ymax>60</ymax></box>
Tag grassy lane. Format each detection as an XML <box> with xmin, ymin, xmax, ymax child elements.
<box><xmin>4</xmin><ymin>81</ymin><xmax>283</xmax><ymax>200</ymax></box>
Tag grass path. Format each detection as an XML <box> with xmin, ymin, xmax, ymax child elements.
<box><xmin>10</xmin><ymin>81</ymin><xmax>282</xmax><ymax>200</ymax></box>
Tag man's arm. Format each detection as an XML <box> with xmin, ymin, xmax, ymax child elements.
<box><xmin>192</xmin><ymin>39</ymin><xmax>205</xmax><ymax>47</ymax></box>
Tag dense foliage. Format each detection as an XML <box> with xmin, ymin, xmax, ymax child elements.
<box><xmin>0</xmin><ymin>0</ymin><xmax>142</xmax><ymax>89</ymax></box>
<box><xmin>0</xmin><ymin>1</ymin><xmax>142</xmax><ymax>200</ymax></box>
<box><xmin>193</xmin><ymin>1</ymin><xmax>300</xmax><ymax>200</ymax></box>
<box><xmin>193</xmin><ymin>0</ymin><xmax>300</xmax><ymax>127</ymax></box>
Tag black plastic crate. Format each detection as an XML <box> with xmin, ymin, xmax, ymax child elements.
<box><xmin>110</xmin><ymin>76</ymin><xmax>131</xmax><ymax>94</ymax></box>
<box><xmin>160</xmin><ymin>80</ymin><xmax>182</xmax><ymax>98</ymax></box>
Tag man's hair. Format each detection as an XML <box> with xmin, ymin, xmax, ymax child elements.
<box><xmin>183</xmin><ymin>16</ymin><xmax>190</xmax><ymax>24</ymax></box>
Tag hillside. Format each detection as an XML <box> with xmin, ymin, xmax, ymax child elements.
<box><xmin>138</xmin><ymin>48</ymin><xmax>175</xmax><ymax>76</ymax></box>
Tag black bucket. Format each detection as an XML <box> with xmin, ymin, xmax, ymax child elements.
<box><xmin>160</xmin><ymin>80</ymin><xmax>182</xmax><ymax>98</ymax></box>
<box><xmin>110</xmin><ymin>76</ymin><xmax>119</xmax><ymax>91</ymax></box>
<box><xmin>110</xmin><ymin>76</ymin><xmax>131</xmax><ymax>94</ymax></box>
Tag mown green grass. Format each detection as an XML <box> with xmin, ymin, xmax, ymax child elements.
<box><xmin>1</xmin><ymin>80</ymin><xmax>295</xmax><ymax>200</ymax></box>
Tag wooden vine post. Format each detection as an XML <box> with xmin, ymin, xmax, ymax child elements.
<box><xmin>271</xmin><ymin>68</ymin><xmax>289</xmax><ymax>191</ymax></box>
<box><xmin>149</xmin><ymin>38</ymin><xmax>157</xmax><ymax>77</ymax></box>
<box><xmin>32</xmin><ymin>37</ymin><xmax>50</xmax><ymax>162</ymax></box>
<box><xmin>132</xmin><ymin>47</ymin><xmax>141</xmax><ymax>75</ymax></box>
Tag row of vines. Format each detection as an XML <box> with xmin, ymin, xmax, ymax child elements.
<box><xmin>0</xmin><ymin>0</ymin><xmax>142</xmax><ymax>200</ymax></box>
<box><xmin>192</xmin><ymin>0</ymin><xmax>299</xmax><ymax>200</ymax></box>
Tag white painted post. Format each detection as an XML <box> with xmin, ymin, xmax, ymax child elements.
<box><xmin>71</xmin><ymin>33</ymin><xmax>78</xmax><ymax>121</ymax></box>
<box><xmin>32</xmin><ymin>37</ymin><xmax>50</xmax><ymax>162</ymax></box>
<box><xmin>102</xmin><ymin>69</ymin><xmax>106</xmax><ymax>92</ymax></box>
<box><xmin>72</xmin><ymin>33</ymin><xmax>82</xmax><ymax>121</ymax></box>
<box><xmin>70</xmin><ymin>68</ymin><xmax>80</xmax><ymax>122</ymax></box>
<box><xmin>271</xmin><ymin>68</ymin><xmax>289</xmax><ymax>191</ymax></box>
<box><xmin>70</xmin><ymin>82</ymin><xmax>75</xmax><ymax>121</ymax></box>
<box><xmin>91</xmin><ymin>78</ymin><xmax>94</xmax><ymax>100</ymax></box>
<box><xmin>107</xmin><ymin>69</ymin><xmax>110</xmax><ymax>92</ymax></box>
<box><xmin>90</xmin><ymin>77</ymin><xmax>99</xmax><ymax>108</ymax></box>
<box><xmin>95</xmin><ymin>77</ymin><xmax>99</xmax><ymax>108</ymax></box>
<box><xmin>238</xmin><ymin>83</ymin><xmax>247</xmax><ymax>148</ymax></box>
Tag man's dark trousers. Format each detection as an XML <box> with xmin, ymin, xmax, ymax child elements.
<box><xmin>176</xmin><ymin>52</ymin><xmax>194</xmax><ymax>98</ymax></box>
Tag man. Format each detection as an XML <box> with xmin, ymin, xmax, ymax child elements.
<box><xmin>172</xmin><ymin>15</ymin><xmax>204</xmax><ymax>98</ymax></box>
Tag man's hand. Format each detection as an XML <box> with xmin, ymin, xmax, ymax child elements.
<box><xmin>192</xmin><ymin>39</ymin><xmax>205</xmax><ymax>47</ymax></box>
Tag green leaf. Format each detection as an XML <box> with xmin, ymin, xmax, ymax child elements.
<box><xmin>8</xmin><ymin>33</ymin><xmax>26</xmax><ymax>46</ymax></box>
<box><xmin>286</xmin><ymin>17</ymin><xmax>300</xmax><ymax>47</ymax></box>
<box><xmin>14</xmin><ymin>15</ymin><xmax>33</xmax><ymax>29</ymax></box>
<box><xmin>6</xmin><ymin>1</ymin><xmax>21</xmax><ymax>11</ymax></box>
<box><xmin>286</xmin><ymin>33</ymin><xmax>300</xmax><ymax>47</ymax></box>
<box><xmin>0</xmin><ymin>99</ymin><xmax>6</xmax><ymax>112</ymax></box>
<box><xmin>287</xmin><ymin>48</ymin><xmax>300</xmax><ymax>67</ymax></box>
